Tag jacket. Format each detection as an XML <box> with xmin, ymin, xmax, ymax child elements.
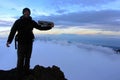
<box><xmin>7</xmin><ymin>16</ymin><xmax>52</xmax><ymax>44</ymax></box>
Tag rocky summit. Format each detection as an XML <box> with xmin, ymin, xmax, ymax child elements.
<box><xmin>0</xmin><ymin>65</ymin><xmax>67</xmax><ymax>80</ymax></box>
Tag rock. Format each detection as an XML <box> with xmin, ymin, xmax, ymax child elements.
<box><xmin>0</xmin><ymin>65</ymin><xmax>67</xmax><ymax>80</ymax></box>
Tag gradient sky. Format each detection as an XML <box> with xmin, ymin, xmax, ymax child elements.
<box><xmin>0</xmin><ymin>0</ymin><xmax>120</xmax><ymax>36</ymax></box>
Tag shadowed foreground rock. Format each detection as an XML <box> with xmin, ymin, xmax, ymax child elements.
<box><xmin>0</xmin><ymin>65</ymin><xmax>67</xmax><ymax>80</ymax></box>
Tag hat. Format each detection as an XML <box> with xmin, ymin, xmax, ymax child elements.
<box><xmin>22</xmin><ymin>8</ymin><xmax>31</xmax><ymax>15</ymax></box>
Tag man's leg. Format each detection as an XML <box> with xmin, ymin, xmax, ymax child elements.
<box><xmin>24</xmin><ymin>42</ymin><xmax>33</xmax><ymax>74</ymax></box>
<box><xmin>17</xmin><ymin>44</ymin><xmax>24</xmax><ymax>72</ymax></box>
<box><xmin>17</xmin><ymin>44</ymin><xmax>25</xmax><ymax>80</ymax></box>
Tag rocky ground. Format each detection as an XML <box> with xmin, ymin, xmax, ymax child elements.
<box><xmin>0</xmin><ymin>65</ymin><xmax>67</xmax><ymax>80</ymax></box>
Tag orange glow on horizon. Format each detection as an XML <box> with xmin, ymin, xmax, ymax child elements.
<box><xmin>33</xmin><ymin>27</ymin><xmax>120</xmax><ymax>36</ymax></box>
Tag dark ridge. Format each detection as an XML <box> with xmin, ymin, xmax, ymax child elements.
<box><xmin>101</xmin><ymin>45</ymin><xmax>120</xmax><ymax>54</ymax></box>
<box><xmin>114</xmin><ymin>49</ymin><xmax>120</xmax><ymax>54</ymax></box>
<box><xmin>0</xmin><ymin>65</ymin><xmax>67</xmax><ymax>80</ymax></box>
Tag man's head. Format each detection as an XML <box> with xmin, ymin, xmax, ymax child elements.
<box><xmin>22</xmin><ymin>8</ymin><xmax>31</xmax><ymax>17</ymax></box>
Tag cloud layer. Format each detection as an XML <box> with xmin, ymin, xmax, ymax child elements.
<box><xmin>34</xmin><ymin>10</ymin><xmax>120</xmax><ymax>31</ymax></box>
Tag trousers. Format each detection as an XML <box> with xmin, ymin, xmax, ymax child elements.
<box><xmin>17</xmin><ymin>42</ymin><xmax>33</xmax><ymax>73</ymax></box>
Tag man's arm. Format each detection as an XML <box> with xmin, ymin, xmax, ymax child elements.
<box><xmin>6</xmin><ymin>20</ymin><xmax>18</xmax><ymax>47</ymax></box>
<box><xmin>33</xmin><ymin>21</ymin><xmax>54</xmax><ymax>30</ymax></box>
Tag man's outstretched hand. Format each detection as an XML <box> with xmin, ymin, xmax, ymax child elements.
<box><xmin>38</xmin><ymin>21</ymin><xmax>54</xmax><ymax>28</ymax></box>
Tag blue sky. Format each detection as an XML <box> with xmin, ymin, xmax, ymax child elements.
<box><xmin>0</xmin><ymin>0</ymin><xmax>120</xmax><ymax>36</ymax></box>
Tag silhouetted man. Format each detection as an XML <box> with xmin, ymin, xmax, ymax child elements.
<box><xmin>6</xmin><ymin>8</ymin><xmax>54</xmax><ymax>74</ymax></box>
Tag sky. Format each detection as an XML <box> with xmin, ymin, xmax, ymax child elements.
<box><xmin>0</xmin><ymin>0</ymin><xmax>120</xmax><ymax>36</ymax></box>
